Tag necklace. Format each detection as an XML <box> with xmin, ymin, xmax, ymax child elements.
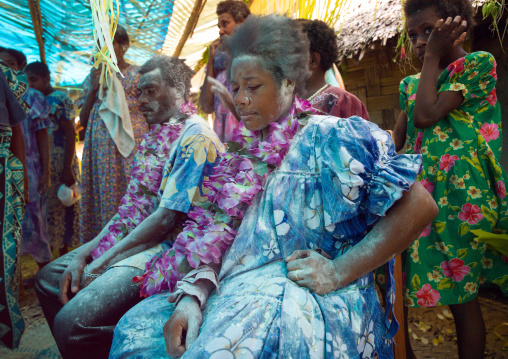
<box><xmin>134</xmin><ymin>96</ymin><xmax>316</xmax><ymax>297</ymax></box>
<box><xmin>90</xmin><ymin>101</ymin><xmax>198</xmax><ymax>260</ymax></box>
<box><xmin>307</xmin><ymin>83</ymin><xmax>331</xmax><ymax>102</ymax></box>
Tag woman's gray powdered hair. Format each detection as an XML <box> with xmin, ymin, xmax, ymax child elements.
<box><xmin>138</xmin><ymin>55</ymin><xmax>195</xmax><ymax>100</ymax></box>
<box><xmin>223</xmin><ymin>14</ymin><xmax>311</xmax><ymax>96</ymax></box>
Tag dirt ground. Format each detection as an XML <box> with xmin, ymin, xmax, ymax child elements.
<box><xmin>9</xmin><ymin>254</ymin><xmax>508</xmax><ymax>358</ymax></box>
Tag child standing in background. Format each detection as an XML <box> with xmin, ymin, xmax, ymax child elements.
<box><xmin>25</xmin><ymin>61</ymin><xmax>81</xmax><ymax>256</ymax></box>
<box><xmin>393</xmin><ymin>1</ymin><xmax>508</xmax><ymax>358</ymax></box>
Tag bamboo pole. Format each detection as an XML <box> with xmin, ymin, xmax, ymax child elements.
<box><xmin>28</xmin><ymin>0</ymin><xmax>46</xmax><ymax>64</ymax></box>
<box><xmin>172</xmin><ymin>0</ymin><xmax>207</xmax><ymax>57</ymax></box>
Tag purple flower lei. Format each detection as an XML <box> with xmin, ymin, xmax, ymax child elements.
<box><xmin>90</xmin><ymin>101</ymin><xmax>198</xmax><ymax>260</ymax></box>
<box><xmin>135</xmin><ymin>96</ymin><xmax>315</xmax><ymax>297</ymax></box>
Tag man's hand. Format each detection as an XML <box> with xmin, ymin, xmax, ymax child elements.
<box><xmin>208</xmin><ymin>39</ymin><xmax>221</xmax><ymax>60</ymax></box>
<box><xmin>58</xmin><ymin>254</ymin><xmax>87</xmax><ymax>305</ymax></box>
<box><xmin>286</xmin><ymin>249</ymin><xmax>341</xmax><ymax>295</ymax></box>
<box><xmin>163</xmin><ymin>296</ymin><xmax>202</xmax><ymax>358</ymax></box>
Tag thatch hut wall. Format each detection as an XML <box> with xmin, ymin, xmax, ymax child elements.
<box><xmin>340</xmin><ymin>38</ymin><xmax>406</xmax><ymax>130</ymax></box>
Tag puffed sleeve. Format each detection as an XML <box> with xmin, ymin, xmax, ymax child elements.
<box><xmin>318</xmin><ymin>116</ymin><xmax>422</xmax><ymax>226</ymax></box>
<box><xmin>49</xmin><ymin>92</ymin><xmax>75</xmax><ymax>123</ymax></box>
<box><xmin>158</xmin><ymin>123</ymin><xmax>221</xmax><ymax>213</ymax></box>
<box><xmin>25</xmin><ymin>89</ymin><xmax>52</xmax><ymax>131</ymax></box>
<box><xmin>399</xmin><ymin>75</ymin><xmax>414</xmax><ymax>113</ymax></box>
<box><xmin>439</xmin><ymin>51</ymin><xmax>497</xmax><ymax>102</ymax></box>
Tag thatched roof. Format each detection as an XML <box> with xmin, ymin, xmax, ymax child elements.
<box><xmin>336</xmin><ymin>0</ymin><xmax>487</xmax><ymax>62</ymax></box>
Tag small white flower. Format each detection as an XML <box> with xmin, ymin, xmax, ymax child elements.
<box><xmin>262</xmin><ymin>239</ymin><xmax>280</xmax><ymax>259</ymax></box>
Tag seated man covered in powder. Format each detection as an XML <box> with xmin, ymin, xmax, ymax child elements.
<box><xmin>35</xmin><ymin>56</ymin><xmax>224</xmax><ymax>359</ymax></box>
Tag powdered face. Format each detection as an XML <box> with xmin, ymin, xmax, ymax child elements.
<box><xmin>137</xmin><ymin>68</ymin><xmax>177</xmax><ymax>125</ymax></box>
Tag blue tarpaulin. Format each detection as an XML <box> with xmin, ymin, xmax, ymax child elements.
<box><xmin>0</xmin><ymin>0</ymin><xmax>173</xmax><ymax>86</ymax></box>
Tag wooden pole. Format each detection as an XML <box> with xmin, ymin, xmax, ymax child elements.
<box><xmin>28</xmin><ymin>0</ymin><xmax>46</xmax><ymax>64</ymax></box>
<box><xmin>172</xmin><ymin>0</ymin><xmax>207</xmax><ymax>57</ymax></box>
<box><xmin>393</xmin><ymin>254</ymin><xmax>407</xmax><ymax>359</ymax></box>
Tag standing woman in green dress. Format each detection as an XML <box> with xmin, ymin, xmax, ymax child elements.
<box><xmin>393</xmin><ymin>1</ymin><xmax>508</xmax><ymax>358</ymax></box>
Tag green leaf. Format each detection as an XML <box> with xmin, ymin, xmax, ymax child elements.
<box><xmin>457</xmin><ymin>248</ymin><xmax>468</xmax><ymax>259</ymax></box>
<box><xmin>469</xmin><ymin>262</ymin><xmax>478</xmax><ymax>268</ymax></box>
<box><xmin>427</xmin><ymin>245</ymin><xmax>436</xmax><ymax>250</ymax></box>
<box><xmin>451</xmin><ymin>206</ymin><xmax>461</xmax><ymax>212</ymax></box>
<box><xmin>214</xmin><ymin>209</ymin><xmax>231</xmax><ymax>224</ymax></box>
<box><xmin>430</xmin><ymin>156</ymin><xmax>440</xmax><ymax>162</ymax></box>
<box><xmin>435</xmin><ymin>173</ymin><xmax>446</xmax><ymax>182</ymax></box>
<box><xmin>411</xmin><ymin>274</ymin><xmax>421</xmax><ymax>291</ymax></box>
<box><xmin>437</xmin><ymin>277</ymin><xmax>456</xmax><ymax>290</ymax></box>
<box><xmin>253</xmin><ymin>162</ymin><xmax>269</xmax><ymax>176</ymax></box>
<box><xmin>178</xmin><ymin>256</ymin><xmax>194</xmax><ymax>274</ymax></box>
<box><xmin>433</xmin><ymin>221</ymin><xmax>446</xmax><ymax>234</ymax></box>
<box><xmin>493</xmin><ymin>274</ymin><xmax>508</xmax><ymax>288</ymax></box>
<box><xmin>459</xmin><ymin>222</ymin><xmax>470</xmax><ymax>236</ymax></box>
<box><xmin>226</xmin><ymin>140</ymin><xmax>244</xmax><ymax>155</ymax></box>
<box><xmin>481</xmin><ymin>204</ymin><xmax>498</xmax><ymax>227</ymax></box>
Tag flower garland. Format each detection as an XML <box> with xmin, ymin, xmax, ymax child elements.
<box><xmin>134</xmin><ymin>96</ymin><xmax>315</xmax><ymax>297</ymax></box>
<box><xmin>91</xmin><ymin>101</ymin><xmax>198</xmax><ymax>259</ymax></box>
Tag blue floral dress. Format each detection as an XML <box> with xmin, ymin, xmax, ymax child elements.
<box><xmin>19</xmin><ymin>88</ymin><xmax>53</xmax><ymax>263</ymax></box>
<box><xmin>110</xmin><ymin>116</ymin><xmax>421</xmax><ymax>359</ymax></box>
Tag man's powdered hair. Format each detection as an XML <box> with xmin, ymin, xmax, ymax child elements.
<box><xmin>223</xmin><ymin>15</ymin><xmax>311</xmax><ymax>96</ymax></box>
<box><xmin>138</xmin><ymin>56</ymin><xmax>195</xmax><ymax>100</ymax></box>
<box><xmin>216</xmin><ymin>0</ymin><xmax>250</xmax><ymax>22</ymax></box>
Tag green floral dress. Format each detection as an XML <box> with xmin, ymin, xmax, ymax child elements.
<box><xmin>400</xmin><ymin>51</ymin><xmax>508</xmax><ymax>307</ymax></box>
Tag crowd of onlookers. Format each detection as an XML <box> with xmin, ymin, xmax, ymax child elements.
<box><xmin>0</xmin><ymin>0</ymin><xmax>507</xmax><ymax>358</ymax></box>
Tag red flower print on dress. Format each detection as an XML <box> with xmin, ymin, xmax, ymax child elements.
<box><xmin>420</xmin><ymin>178</ymin><xmax>434</xmax><ymax>193</ymax></box>
<box><xmin>413</xmin><ymin>132</ymin><xmax>423</xmax><ymax>154</ymax></box>
<box><xmin>439</xmin><ymin>154</ymin><xmax>459</xmax><ymax>172</ymax></box>
<box><xmin>479</xmin><ymin>123</ymin><xmax>499</xmax><ymax>142</ymax></box>
<box><xmin>458</xmin><ymin>203</ymin><xmax>484</xmax><ymax>225</ymax></box>
<box><xmin>416</xmin><ymin>284</ymin><xmax>441</xmax><ymax>307</ymax></box>
<box><xmin>419</xmin><ymin>223</ymin><xmax>431</xmax><ymax>238</ymax></box>
<box><xmin>447</xmin><ymin>57</ymin><xmax>465</xmax><ymax>77</ymax></box>
<box><xmin>496</xmin><ymin>180</ymin><xmax>506</xmax><ymax>199</ymax></box>
<box><xmin>440</xmin><ymin>258</ymin><xmax>471</xmax><ymax>282</ymax></box>
<box><xmin>486</xmin><ymin>89</ymin><xmax>497</xmax><ymax>106</ymax></box>
<box><xmin>490</xmin><ymin>65</ymin><xmax>497</xmax><ymax>80</ymax></box>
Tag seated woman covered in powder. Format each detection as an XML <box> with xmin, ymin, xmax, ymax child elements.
<box><xmin>110</xmin><ymin>15</ymin><xmax>438</xmax><ymax>359</ymax></box>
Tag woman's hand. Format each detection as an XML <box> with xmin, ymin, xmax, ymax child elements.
<box><xmin>426</xmin><ymin>16</ymin><xmax>467</xmax><ymax>60</ymax></box>
<box><xmin>89</xmin><ymin>67</ymin><xmax>102</xmax><ymax>93</ymax></box>
<box><xmin>208</xmin><ymin>77</ymin><xmax>234</xmax><ymax>110</ymax></box>
<box><xmin>39</xmin><ymin>170</ymin><xmax>51</xmax><ymax>194</ymax></box>
<box><xmin>286</xmin><ymin>249</ymin><xmax>341</xmax><ymax>295</ymax></box>
<box><xmin>163</xmin><ymin>295</ymin><xmax>202</xmax><ymax>358</ymax></box>
<box><xmin>62</xmin><ymin>167</ymin><xmax>76</xmax><ymax>187</ymax></box>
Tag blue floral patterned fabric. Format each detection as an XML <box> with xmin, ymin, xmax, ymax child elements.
<box><xmin>111</xmin><ymin>114</ymin><xmax>224</xmax><ymax>271</ymax></box>
<box><xmin>110</xmin><ymin>116</ymin><xmax>422</xmax><ymax>359</ymax></box>
<box><xmin>19</xmin><ymin>88</ymin><xmax>53</xmax><ymax>263</ymax></box>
